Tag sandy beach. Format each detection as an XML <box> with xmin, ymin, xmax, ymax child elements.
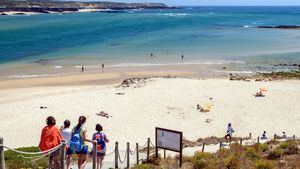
<box><xmin>0</xmin><ymin>72</ymin><xmax>299</xmax><ymax>156</ymax></box>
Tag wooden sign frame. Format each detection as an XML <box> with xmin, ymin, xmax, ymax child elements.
<box><xmin>155</xmin><ymin>127</ymin><xmax>183</xmax><ymax>167</ymax></box>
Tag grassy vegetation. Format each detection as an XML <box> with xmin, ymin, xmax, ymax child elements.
<box><xmin>4</xmin><ymin>147</ymin><xmax>48</xmax><ymax>169</ymax></box>
<box><xmin>133</xmin><ymin>140</ymin><xmax>300</xmax><ymax>169</ymax></box>
<box><xmin>256</xmin><ymin>70</ymin><xmax>300</xmax><ymax>80</ymax></box>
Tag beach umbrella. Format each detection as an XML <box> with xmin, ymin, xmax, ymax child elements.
<box><xmin>204</xmin><ymin>102</ymin><xmax>212</xmax><ymax>110</ymax></box>
<box><xmin>260</xmin><ymin>87</ymin><xmax>268</xmax><ymax>92</ymax></box>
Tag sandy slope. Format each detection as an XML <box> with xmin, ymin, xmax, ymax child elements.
<box><xmin>0</xmin><ymin>78</ymin><xmax>299</xmax><ymax>155</ymax></box>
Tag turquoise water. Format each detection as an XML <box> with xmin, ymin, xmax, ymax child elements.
<box><xmin>0</xmin><ymin>6</ymin><xmax>300</xmax><ymax>73</ymax></box>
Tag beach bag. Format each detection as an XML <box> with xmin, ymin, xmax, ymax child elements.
<box><xmin>95</xmin><ymin>132</ymin><xmax>106</xmax><ymax>152</ymax></box>
<box><xmin>69</xmin><ymin>127</ymin><xmax>83</xmax><ymax>152</ymax></box>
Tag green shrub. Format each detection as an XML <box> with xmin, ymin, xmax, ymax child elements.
<box><xmin>255</xmin><ymin>160</ymin><xmax>274</xmax><ymax>169</ymax></box>
<box><xmin>4</xmin><ymin>147</ymin><xmax>48</xmax><ymax>169</ymax></box>
<box><xmin>259</xmin><ymin>143</ymin><xmax>269</xmax><ymax>152</ymax></box>
<box><xmin>279</xmin><ymin>141</ymin><xmax>299</xmax><ymax>155</ymax></box>
<box><xmin>245</xmin><ymin>147</ymin><xmax>260</xmax><ymax>161</ymax></box>
<box><xmin>192</xmin><ymin>152</ymin><xmax>216</xmax><ymax>169</ymax></box>
<box><xmin>131</xmin><ymin>163</ymin><xmax>154</xmax><ymax>169</ymax></box>
<box><xmin>223</xmin><ymin>154</ymin><xmax>239</xmax><ymax>169</ymax></box>
<box><xmin>267</xmin><ymin>149</ymin><xmax>284</xmax><ymax>159</ymax></box>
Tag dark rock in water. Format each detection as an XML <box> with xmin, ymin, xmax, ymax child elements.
<box><xmin>257</xmin><ymin>25</ymin><xmax>300</xmax><ymax>30</ymax></box>
<box><xmin>15</xmin><ymin>12</ymin><xmax>26</xmax><ymax>15</ymax></box>
<box><xmin>1</xmin><ymin>13</ymin><xmax>7</xmax><ymax>15</ymax></box>
<box><xmin>273</xmin><ymin>63</ymin><xmax>299</xmax><ymax>67</ymax></box>
<box><xmin>222</xmin><ymin>67</ymin><xmax>226</xmax><ymax>69</ymax></box>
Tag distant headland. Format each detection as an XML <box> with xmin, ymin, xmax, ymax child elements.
<box><xmin>0</xmin><ymin>0</ymin><xmax>176</xmax><ymax>15</ymax></box>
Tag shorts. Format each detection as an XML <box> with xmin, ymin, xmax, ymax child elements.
<box><xmin>50</xmin><ymin>149</ymin><xmax>59</xmax><ymax>158</ymax></box>
<box><xmin>97</xmin><ymin>152</ymin><xmax>106</xmax><ymax>157</ymax></box>
<box><xmin>66</xmin><ymin>147</ymin><xmax>73</xmax><ymax>155</ymax></box>
<box><xmin>225</xmin><ymin>134</ymin><xmax>232</xmax><ymax>138</ymax></box>
<box><xmin>76</xmin><ymin>145</ymin><xmax>88</xmax><ymax>154</ymax></box>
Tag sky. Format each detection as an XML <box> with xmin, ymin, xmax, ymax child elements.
<box><xmin>94</xmin><ymin>0</ymin><xmax>300</xmax><ymax>6</ymax></box>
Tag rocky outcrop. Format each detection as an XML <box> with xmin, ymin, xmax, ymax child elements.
<box><xmin>257</xmin><ymin>25</ymin><xmax>300</xmax><ymax>30</ymax></box>
<box><xmin>0</xmin><ymin>0</ymin><xmax>175</xmax><ymax>14</ymax></box>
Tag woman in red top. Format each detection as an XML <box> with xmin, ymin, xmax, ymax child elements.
<box><xmin>39</xmin><ymin>116</ymin><xmax>62</xmax><ymax>169</ymax></box>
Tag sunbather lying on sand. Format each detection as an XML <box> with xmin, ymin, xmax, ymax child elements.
<box><xmin>197</xmin><ymin>104</ymin><xmax>210</xmax><ymax>112</ymax></box>
<box><xmin>96</xmin><ymin>111</ymin><xmax>110</xmax><ymax>118</ymax></box>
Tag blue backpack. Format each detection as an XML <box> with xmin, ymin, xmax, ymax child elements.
<box><xmin>69</xmin><ymin>127</ymin><xmax>83</xmax><ymax>152</ymax></box>
<box><xmin>94</xmin><ymin>132</ymin><xmax>106</xmax><ymax>152</ymax></box>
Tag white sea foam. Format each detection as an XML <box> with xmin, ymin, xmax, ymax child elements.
<box><xmin>108</xmin><ymin>60</ymin><xmax>245</xmax><ymax>68</ymax></box>
<box><xmin>8</xmin><ymin>73</ymin><xmax>70</xmax><ymax>79</ymax></box>
<box><xmin>243</xmin><ymin>25</ymin><xmax>255</xmax><ymax>28</ymax></box>
<box><xmin>215</xmin><ymin>70</ymin><xmax>254</xmax><ymax>74</ymax></box>
<box><xmin>54</xmin><ymin>66</ymin><xmax>63</xmax><ymax>68</ymax></box>
<box><xmin>158</xmin><ymin>13</ymin><xmax>189</xmax><ymax>17</ymax></box>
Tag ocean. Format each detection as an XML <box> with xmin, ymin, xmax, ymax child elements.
<box><xmin>0</xmin><ymin>6</ymin><xmax>300</xmax><ymax>77</ymax></box>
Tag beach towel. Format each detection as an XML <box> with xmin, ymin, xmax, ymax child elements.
<box><xmin>39</xmin><ymin>125</ymin><xmax>62</xmax><ymax>152</ymax></box>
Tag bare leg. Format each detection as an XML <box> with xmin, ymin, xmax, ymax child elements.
<box><xmin>49</xmin><ymin>155</ymin><xmax>54</xmax><ymax>169</ymax></box>
<box><xmin>53</xmin><ymin>154</ymin><xmax>58</xmax><ymax>169</ymax></box>
<box><xmin>97</xmin><ymin>156</ymin><xmax>100</xmax><ymax>169</ymax></box>
<box><xmin>99</xmin><ymin>156</ymin><xmax>104</xmax><ymax>169</ymax></box>
<box><xmin>77</xmin><ymin>154</ymin><xmax>82</xmax><ymax>169</ymax></box>
<box><xmin>66</xmin><ymin>155</ymin><xmax>72</xmax><ymax>169</ymax></box>
<box><xmin>80</xmin><ymin>154</ymin><xmax>87</xmax><ymax>169</ymax></box>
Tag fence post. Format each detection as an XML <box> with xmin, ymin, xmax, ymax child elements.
<box><xmin>293</xmin><ymin>135</ymin><xmax>296</xmax><ymax>140</ymax></box>
<box><xmin>249</xmin><ymin>133</ymin><xmax>252</xmax><ymax>139</ymax></box>
<box><xmin>60</xmin><ymin>140</ymin><xmax>66</xmax><ymax>169</ymax></box>
<box><xmin>92</xmin><ymin>142</ymin><xmax>97</xmax><ymax>169</ymax></box>
<box><xmin>240</xmin><ymin>138</ymin><xmax>243</xmax><ymax>145</ymax></box>
<box><xmin>219</xmin><ymin>142</ymin><xmax>222</xmax><ymax>150</ymax></box>
<box><xmin>0</xmin><ymin>137</ymin><xmax>5</xmax><ymax>169</ymax></box>
<box><xmin>257</xmin><ymin>137</ymin><xmax>260</xmax><ymax>144</ymax></box>
<box><xmin>163</xmin><ymin>150</ymin><xmax>166</xmax><ymax>159</ymax></box>
<box><xmin>136</xmin><ymin>143</ymin><xmax>139</xmax><ymax>165</ymax></box>
<box><xmin>273</xmin><ymin>134</ymin><xmax>276</xmax><ymax>140</ymax></box>
<box><xmin>115</xmin><ymin>142</ymin><xmax>118</xmax><ymax>169</ymax></box>
<box><xmin>147</xmin><ymin>138</ymin><xmax>150</xmax><ymax>161</ymax></box>
<box><xmin>126</xmin><ymin>142</ymin><xmax>130</xmax><ymax>169</ymax></box>
<box><xmin>202</xmin><ymin>142</ymin><xmax>205</xmax><ymax>152</ymax></box>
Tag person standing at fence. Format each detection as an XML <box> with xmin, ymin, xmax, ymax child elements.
<box><xmin>60</xmin><ymin>119</ymin><xmax>72</xmax><ymax>169</ymax></box>
<box><xmin>92</xmin><ymin>124</ymin><xmax>109</xmax><ymax>169</ymax></box>
<box><xmin>261</xmin><ymin>131</ymin><xmax>267</xmax><ymax>140</ymax></box>
<box><xmin>70</xmin><ymin>116</ymin><xmax>96</xmax><ymax>169</ymax></box>
<box><xmin>39</xmin><ymin>116</ymin><xmax>62</xmax><ymax>169</ymax></box>
<box><xmin>224</xmin><ymin>123</ymin><xmax>234</xmax><ymax>143</ymax></box>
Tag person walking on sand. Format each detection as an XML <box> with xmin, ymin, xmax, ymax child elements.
<box><xmin>81</xmin><ymin>65</ymin><xmax>85</xmax><ymax>72</ymax></box>
<box><xmin>39</xmin><ymin>116</ymin><xmax>62</xmax><ymax>169</ymax></box>
<box><xmin>70</xmin><ymin>116</ymin><xmax>96</xmax><ymax>169</ymax></box>
<box><xmin>102</xmin><ymin>63</ymin><xmax>104</xmax><ymax>70</ymax></box>
<box><xmin>92</xmin><ymin>124</ymin><xmax>109</xmax><ymax>169</ymax></box>
<box><xmin>224</xmin><ymin>123</ymin><xmax>234</xmax><ymax>143</ymax></box>
<box><xmin>60</xmin><ymin>120</ymin><xmax>72</xmax><ymax>169</ymax></box>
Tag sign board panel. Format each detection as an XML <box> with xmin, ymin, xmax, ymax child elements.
<box><xmin>155</xmin><ymin>127</ymin><xmax>182</xmax><ymax>152</ymax></box>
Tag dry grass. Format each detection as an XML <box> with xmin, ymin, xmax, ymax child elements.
<box><xmin>133</xmin><ymin>140</ymin><xmax>300</xmax><ymax>169</ymax></box>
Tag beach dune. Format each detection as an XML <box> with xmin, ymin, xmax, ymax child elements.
<box><xmin>0</xmin><ymin>78</ymin><xmax>299</xmax><ymax>154</ymax></box>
